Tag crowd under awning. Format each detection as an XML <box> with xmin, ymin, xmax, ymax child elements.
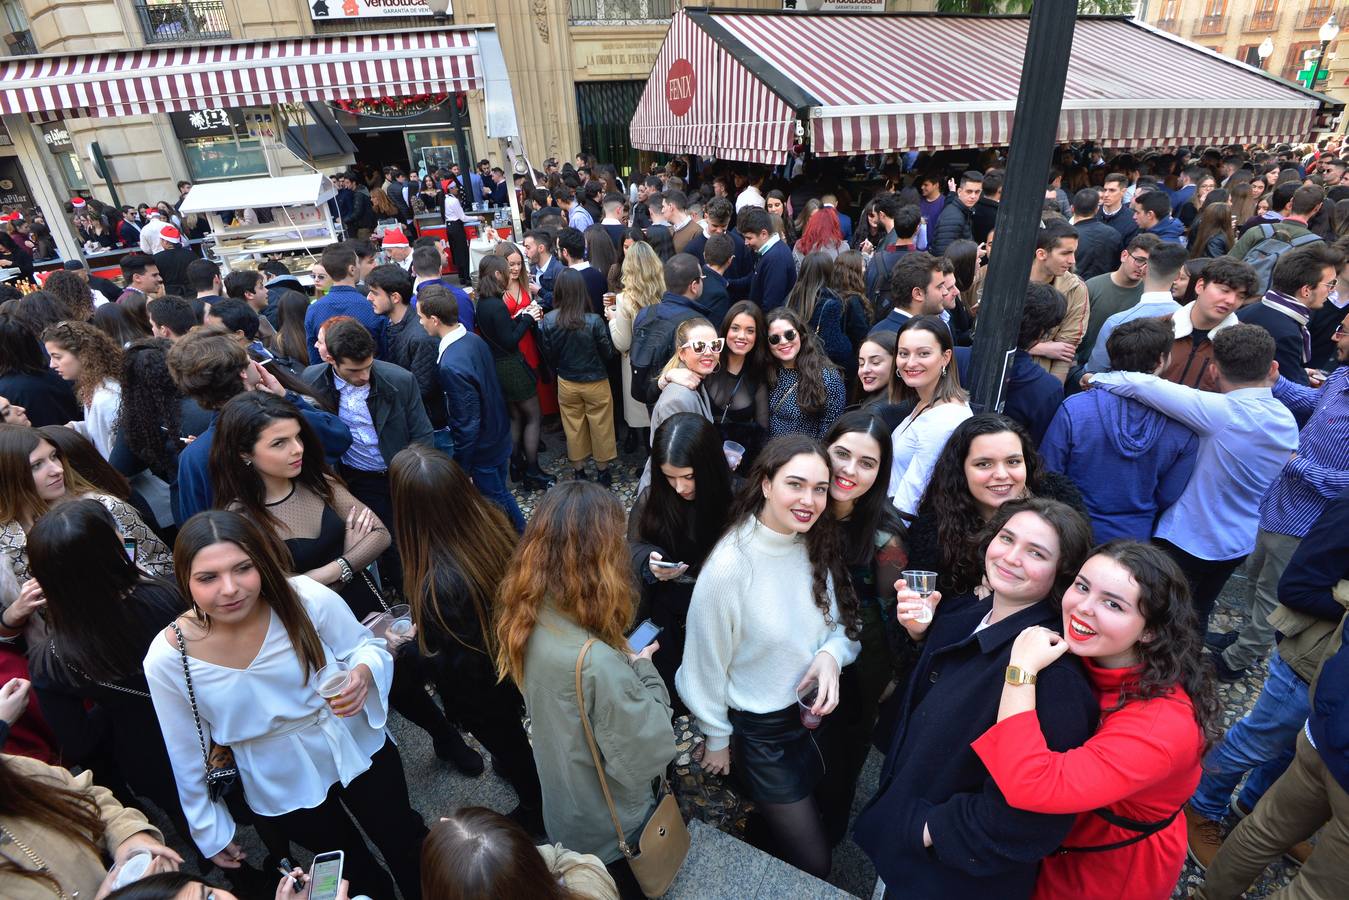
<box><xmin>0</xmin><ymin>29</ymin><xmax>483</xmax><ymax>120</ymax></box>
<box><xmin>631</xmin><ymin>8</ymin><xmax>1343</xmax><ymax>165</ymax></box>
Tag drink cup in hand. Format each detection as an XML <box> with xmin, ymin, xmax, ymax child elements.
<box><xmin>797</xmin><ymin>682</ymin><xmax>823</xmax><ymax>730</ymax></box>
<box><xmin>316</xmin><ymin>661</ymin><xmax>351</xmax><ymax>706</ymax></box>
<box><xmin>901</xmin><ymin>570</ymin><xmax>938</xmax><ymax>624</ymax></box>
<box><xmin>386</xmin><ymin>604</ymin><xmax>414</xmax><ymax>639</ymax></box>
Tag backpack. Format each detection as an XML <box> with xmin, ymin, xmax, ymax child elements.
<box><xmin>628</xmin><ymin>306</ymin><xmax>683</xmax><ymax>405</ymax></box>
<box><xmin>1241</xmin><ymin>224</ymin><xmax>1323</xmax><ymax>295</ymax></box>
<box><xmin>866</xmin><ymin>248</ymin><xmax>906</xmax><ymax>323</ymax></box>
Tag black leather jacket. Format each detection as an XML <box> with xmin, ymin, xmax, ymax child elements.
<box><xmin>538</xmin><ymin>311</ymin><xmax>615</xmax><ymax>382</ymax></box>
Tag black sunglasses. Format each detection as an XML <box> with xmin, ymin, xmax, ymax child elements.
<box><xmin>767</xmin><ymin>329</ymin><xmax>798</xmax><ymax>346</ymax></box>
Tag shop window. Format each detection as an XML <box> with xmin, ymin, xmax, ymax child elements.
<box><xmin>172</xmin><ymin>108</ymin><xmax>273</xmax><ymax>182</ymax></box>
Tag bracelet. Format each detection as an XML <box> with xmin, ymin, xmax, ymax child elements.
<box><xmin>0</xmin><ymin>607</ymin><xmax>14</xmax><ymax>630</ymax></box>
<box><xmin>336</xmin><ymin>557</ymin><xmax>354</xmax><ymax>585</ymax></box>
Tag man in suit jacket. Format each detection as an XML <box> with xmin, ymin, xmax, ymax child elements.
<box><xmin>489</xmin><ymin>167</ymin><xmax>509</xmax><ymax>207</ymax></box>
<box><xmin>700</xmin><ymin>233</ymin><xmax>735</xmax><ymax>326</ymax></box>
<box><xmin>1069</xmin><ymin>188</ymin><xmax>1123</xmax><ymax>282</ymax></box>
<box><xmin>730</xmin><ymin>206</ymin><xmax>796</xmax><ymax>310</ymax></box>
<box><xmin>523</xmin><ymin>229</ymin><xmax>564</xmax><ymax>310</ymax></box>
<box><xmin>557</xmin><ymin>226</ymin><xmax>607</xmax><ymax>314</ymax></box>
<box><xmin>418</xmin><ymin>283</ymin><xmax>525</xmax><ymax>532</ymax></box>
<box><xmin>384</xmin><ymin>167</ymin><xmax>413</xmax><ymax>224</ymax></box>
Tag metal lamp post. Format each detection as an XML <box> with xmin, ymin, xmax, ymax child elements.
<box><xmin>1258</xmin><ymin>37</ymin><xmax>1273</xmax><ymax>70</ymax></box>
<box><xmin>1314</xmin><ymin>15</ymin><xmax>1340</xmax><ymax>88</ymax></box>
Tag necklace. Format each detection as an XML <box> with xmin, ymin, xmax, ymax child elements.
<box><xmin>0</xmin><ymin>822</ymin><xmax>73</xmax><ymax>898</ymax></box>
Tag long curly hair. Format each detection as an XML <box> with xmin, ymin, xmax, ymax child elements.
<box><xmin>766</xmin><ymin>307</ymin><xmax>833</xmax><ymax>416</ymax></box>
<box><xmin>40</xmin><ymin>270</ymin><xmax>91</xmax><ymax>322</ymax></box>
<box><xmin>41</xmin><ymin>319</ymin><xmax>123</xmax><ymax>407</ymax></box>
<box><xmin>977</xmin><ymin>498</ymin><xmax>1094</xmax><ymax>609</ymax></box>
<box><xmin>117</xmin><ymin>338</ymin><xmax>183</xmax><ymax>482</ymax></box>
<box><xmin>725</xmin><ymin>434</ymin><xmax>860</xmax><ymax>640</ymax></box>
<box><xmin>494</xmin><ymin>482</ymin><xmax>636</xmax><ymax>687</ymax></box>
<box><xmin>916</xmin><ymin>415</ymin><xmax>1042</xmax><ymax>594</ymax></box>
<box><xmin>1086</xmin><ymin>541</ymin><xmax>1222</xmax><ymax>748</ymax></box>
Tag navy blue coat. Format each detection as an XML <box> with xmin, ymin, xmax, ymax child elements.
<box><xmin>435</xmin><ymin>331</ymin><xmax>513</xmax><ymax>471</ymax></box>
<box><xmin>532</xmin><ymin>255</ymin><xmax>564</xmax><ymax>310</ymax></box>
<box><xmin>686</xmin><ymin>228</ymin><xmax>755</xmax><ymax>284</ymax></box>
<box><xmin>1098</xmin><ymin>206</ymin><xmax>1139</xmax><ymax>247</ymax></box>
<box><xmin>1000</xmin><ymin>350</ymin><xmax>1065</xmax><ymax>446</ymax></box>
<box><xmin>1238</xmin><ymin>300</ymin><xmax>1311</xmax><ymax>386</ymax></box>
<box><xmin>1071</xmin><ymin>218</ymin><xmax>1123</xmax><ymax>283</ymax></box>
<box><xmin>731</xmin><ymin>239</ymin><xmax>796</xmax><ymax>311</ymax></box>
<box><xmin>854</xmin><ymin>593</ymin><xmax>1097</xmax><ymax>900</ymax></box>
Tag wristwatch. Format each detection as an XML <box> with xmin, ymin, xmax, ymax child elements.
<box><xmin>336</xmin><ymin>556</ymin><xmax>355</xmax><ymax>585</ymax></box>
<box><xmin>1005</xmin><ymin>665</ymin><xmax>1037</xmax><ymax>686</ymax></box>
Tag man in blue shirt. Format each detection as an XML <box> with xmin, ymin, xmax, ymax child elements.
<box><xmin>1042</xmin><ymin>317</ymin><xmax>1197</xmax><ymax>541</ymax></box>
<box><xmin>304</xmin><ymin>243</ymin><xmax>388</xmax><ymax>364</ymax></box>
<box><xmin>1086</xmin><ymin>324</ymin><xmax>1299</xmax><ymax>631</ymax></box>
<box><xmin>1210</xmin><ymin>319</ymin><xmax>1349</xmax><ymax>679</ymax></box>
<box><xmin>1086</xmin><ymin>241</ymin><xmax>1189</xmax><ymax>372</ymax></box>
<box><xmin>417</xmin><ymin>283</ymin><xmax>525</xmax><ymax>532</ymax></box>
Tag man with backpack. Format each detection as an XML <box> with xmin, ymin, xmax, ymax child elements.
<box><xmin>1237</xmin><ymin>244</ymin><xmax>1342</xmax><ymax>388</ymax></box>
<box><xmin>864</xmin><ymin>198</ymin><xmax>920</xmax><ymax>319</ymax></box>
<box><xmin>628</xmin><ymin>253</ymin><xmax>717</xmax><ymax>408</ymax></box>
<box><xmin>1228</xmin><ymin>185</ymin><xmax>1325</xmax><ymax>288</ymax></box>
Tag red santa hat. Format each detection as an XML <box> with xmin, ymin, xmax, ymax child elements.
<box><xmin>382</xmin><ymin>228</ymin><xmax>409</xmax><ymax>247</ymax></box>
<box><xmin>0</xmin><ymin>212</ymin><xmax>20</xmax><ymax>223</ymax></box>
<box><xmin>159</xmin><ymin>224</ymin><xmax>182</xmax><ymax>244</ymax></box>
<box><xmin>71</xmin><ymin>197</ymin><xmax>87</xmax><ymax>210</ymax></box>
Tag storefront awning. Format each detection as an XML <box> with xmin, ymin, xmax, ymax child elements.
<box><xmin>0</xmin><ymin>29</ymin><xmax>481</xmax><ymax>120</ymax></box>
<box><xmin>632</xmin><ymin>9</ymin><xmax>1341</xmax><ymax>163</ymax></box>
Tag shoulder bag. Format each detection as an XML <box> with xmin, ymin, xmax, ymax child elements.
<box><xmin>574</xmin><ymin>638</ymin><xmax>689</xmax><ymax>898</ymax></box>
<box><xmin>170</xmin><ymin>621</ymin><xmax>241</xmax><ymax>802</ymax></box>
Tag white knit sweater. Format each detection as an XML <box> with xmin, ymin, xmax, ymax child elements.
<box><xmin>675</xmin><ymin>515</ymin><xmax>860</xmax><ymax>751</ymax></box>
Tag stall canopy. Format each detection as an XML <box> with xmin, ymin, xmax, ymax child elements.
<box><xmin>0</xmin><ymin>30</ymin><xmax>482</xmax><ymax>120</ymax></box>
<box><xmin>632</xmin><ymin>9</ymin><xmax>1341</xmax><ymax>164</ymax></box>
<box><xmin>177</xmin><ymin>172</ymin><xmax>336</xmax><ymax>215</ymax></box>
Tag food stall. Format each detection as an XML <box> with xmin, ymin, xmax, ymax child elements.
<box><xmin>178</xmin><ymin>173</ymin><xmax>339</xmax><ymax>275</ymax></box>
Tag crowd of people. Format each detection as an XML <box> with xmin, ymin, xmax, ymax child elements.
<box><xmin>0</xmin><ymin>139</ymin><xmax>1347</xmax><ymax>900</ymax></box>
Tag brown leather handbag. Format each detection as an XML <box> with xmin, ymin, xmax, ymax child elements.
<box><xmin>574</xmin><ymin>638</ymin><xmax>690</xmax><ymax>898</ymax></box>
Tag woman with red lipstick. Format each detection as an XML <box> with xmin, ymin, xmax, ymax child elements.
<box><xmin>817</xmin><ymin>410</ymin><xmax>906</xmax><ymax>842</ymax></box>
<box><xmin>972</xmin><ymin>541</ymin><xmax>1214</xmax><ymax>900</ymax></box>
<box><xmin>627</xmin><ymin>413</ymin><xmax>734</xmax><ymax>706</ymax></box>
<box><xmin>706</xmin><ymin>301</ymin><xmax>770</xmax><ymax>468</ymax></box>
<box><xmin>208</xmin><ymin>393</ymin><xmax>472</xmax><ymax>773</ymax></box>
<box><xmin>677</xmin><ymin>435</ymin><xmax>861</xmax><ymax>878</ymax></box>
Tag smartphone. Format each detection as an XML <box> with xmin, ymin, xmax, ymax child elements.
<box><xmin>627</xmin><ymin>618</ymin><xmax>663</xmax><ymax>653</ymax></box>
<box><xmin>650</xmin><ymin>559</ymin><xmax>684</xmax><ymax>570</ymax></box>
<box><xmin>307</xmin><ymin>850</ymin><xmax>344</xmax><ymax>900</ymax></box>
<box><xmin>123</xmin><ymin>538</ymin><xmax>137</xmax><ymax>562</ymax></box>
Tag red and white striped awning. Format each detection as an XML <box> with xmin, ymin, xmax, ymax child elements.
<box><xmin>0</xmin><ymin>30</ymin><xmax>481</xmax><ymax>120</ymax></box>
<box><xmin>632</xmin><ymin>10</ymin><xmax>1334</xmax><ymax>162</ymax></box>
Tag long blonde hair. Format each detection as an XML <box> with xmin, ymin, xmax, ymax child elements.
<box><xmin>618</xmin><ymin>241</ymin><xmax>665</xmax><ymax>318</ymax></box>
<box><xmin>660</xmin><ymin>317</ymin><xmax>715</xmax><ymax>377</ymax></box>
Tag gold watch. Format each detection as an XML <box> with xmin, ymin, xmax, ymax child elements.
<box><xmin>1005</xmin><ymin>665</ymin><xmax>1037</xmax><ymax>686</ymax></box>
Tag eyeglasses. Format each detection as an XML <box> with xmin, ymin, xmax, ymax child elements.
<box><xmin>1322</xmin><ymin>279</ymin><xmax>1339</xmax><ymax>290</ymax></box>
<box><xmin>681</xmin><ymin>338</ymin><xmax>725</xmax><ymax>354</ymax></box>
<box><xmin>1334</xmin><ymin>323</ymin><xmax>1346</xmax><ymax>337</ymax></box>
<box><xmin>1127</xmin><ymin>254</ymin><xmax>1150</xmax><ymax>267</ymax></box>
<box><xmin>767</xmin><ymin>329</ymin><xmax>798</xmax><ymax>346</ymax></box>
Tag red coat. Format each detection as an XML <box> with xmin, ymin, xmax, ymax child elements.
<box><xmin>971</xmin><ymin>660</ymin><xmax>1202</xmax><ymax>900</ymax></box>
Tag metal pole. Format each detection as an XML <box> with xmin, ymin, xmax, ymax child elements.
<box><xmin>1313</xmin><ymin>39</ymin><xmax>1330</xmax><ymax>88</ymax></box>
<box><xmin>968</xmin><ymin>0</ymin><xmax>1079</xmax><ymax>413</ymax></box>
<box><xmin>448</xmin><ymin>92</ymin><xmax>474</xmax><ymax>197</ymax></box>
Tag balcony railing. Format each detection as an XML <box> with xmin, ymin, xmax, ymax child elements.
<box><xmin>570</xmin><ymin>0</ymin><xmax>674</xmax><ymax>24</ymax></box>
<box><xmin>3</xmin><ymin>29</ymin><xmax>33</xmax><ymax>55</ymax></box>
<box><xmin>1194</xmin><ymin>14</ymin><xmax>1230</xmax><ymax>36</ymax></box>
<box><xmin>1156</xmin><ymin>16</ymin><xmax>1179</xmax><ymax>33</ymax></box>
<box><xmin>133</xmin><ymin>1</ymin><xmax>230</xmax><ymax>44</ymax></box>
<box><xmin>1295</xmin><ymin>6</ymin><xmax>1337</xmax><ymax>30</ymax></box>
<box><xmin>1242</xmin><ymin>11</ymin><xmax>1281</xmax><ymax>33</ymax></box>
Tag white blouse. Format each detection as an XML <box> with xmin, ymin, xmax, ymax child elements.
<box><xmin>144</xmin><ymin>575</ymin><xmax>393</xmax><ymax>858</ymax></box>
<box><xmin>69</xmin><ymin>379</ymin><xmax>121</xmax><ymax>459</ymax></box>
<box><xmin>888</xmin><ymin>400</ymin><xmax>973</xmax><ymax>516</ymax></box>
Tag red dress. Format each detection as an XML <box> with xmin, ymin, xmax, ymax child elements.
<box><xmin>971</xmin><ymin>660</ymin><xmax>1203</xmax><ymax>900</ymax></box>
<box><xmin>504</xmin><ymin>286</ymin><xmax>557</xmax><ymax>415</ymax></box>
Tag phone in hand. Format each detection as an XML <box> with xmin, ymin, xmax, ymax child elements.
<box><xmin>627</xmin><ymin>618</ymin><xmax>663</xmax><ymax>653</ymax></box>
<box><xmin>307</xmin><ymin>850</ymin><xmax>344</xmax><ymax>900</ymax></box>
<box><xmin>123</xmin><ymin>538</ymin><xmax>137</xmax><ymax>562</ymax></box>
<box><xmin>650</xmin><ymin>559</ymin><xmax>684</xmax><ymax>570</ymax></box>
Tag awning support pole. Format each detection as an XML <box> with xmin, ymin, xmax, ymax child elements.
<box><xmin>968</xmin><ymin>0</ymin><xmax>1078</xmax><ymax>413</ymax></box>
<box><xmin>3</xmin><ymin>114</ymin><xmax>83</xmax><ymax>262</ymax></box>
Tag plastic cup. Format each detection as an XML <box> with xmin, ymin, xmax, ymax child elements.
<box><xmin>722</xmin><ymin>440</ymin><xmax>745</xmax><ymax>471</ymax></box>
<box><xmin>797</xmin><ymin>682</ymin><xmax>823</xmax><ymax>730</ymax></box>
<box><xmin>603</xmin><ymin>292</ymin><xmax>617</xmax><ymax>308</ymax></box>
<box><xmin>316</xmin><ymin>661</ymin><xmax>351</xmax><ymax>704</ymax></box>
<box><xmin>901</xmin><ymin>570</ymin><xmax>938</xmax><ymax>624</ymax></box>
<box><xmin>387</xmin><ymin>604</ymin><xmax>414</xmax><ymax>637</ymax></box>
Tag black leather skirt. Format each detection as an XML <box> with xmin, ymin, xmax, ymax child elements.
<box><xmin>728</xmin><ymin>704</ymin><xmax>826</xmax><ymax>805</ymax></box>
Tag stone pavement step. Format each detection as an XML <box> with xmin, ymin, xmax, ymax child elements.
<box><xmin>663</xmin><ymin>820</ymin><xmax>856</xmax><ymax>900</ymax></box>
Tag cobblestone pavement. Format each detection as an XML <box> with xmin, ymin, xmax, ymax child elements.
<box><xmin>156</xmin><ymin>430</ymin><xmax>1300</xmax><ymax>898</ymax></box>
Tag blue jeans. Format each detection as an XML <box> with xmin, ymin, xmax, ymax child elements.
<box><xmin>471</xmin><ymin>459</ymin><xmax>525</xmax><ymax>533</ymax></box>
<box><xmin>1190</xmin><ymin>649</ymin><xmax>1305</xmax><ymax>821</ymax></box>
<box><xmin>432</xmin><ymin>428</ymin><xmax>454</xmax><ymax>457</ymax></box>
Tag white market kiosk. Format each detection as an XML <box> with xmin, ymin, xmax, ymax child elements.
<box><xmin>179</xmin><ymin>173</ymin><xmax>340</xmax><ymax>273</ymax></box>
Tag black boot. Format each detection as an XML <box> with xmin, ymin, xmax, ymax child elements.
<box><xmin>622</xmin><ymin>427</ymin><xmax>640</xmax><ymax>454</ymax></box>
<box><xmin>595</xmin><ymin>468</ymin><xmax>613</xmax><ymax>488</ymax></box>
<box><xmin>522</xmin><ymin>465</ymin><xmax>557</xmax><ymax>492</ymax></box>
<box><xmin>509</xmin><ymin>450</ymin><xmax>525</xmax><ymax>482</ymax></box>
<box><xmin>434</xmin><ymin>729</ymin><xmax>486</xmax><ymax>776</ymax></box>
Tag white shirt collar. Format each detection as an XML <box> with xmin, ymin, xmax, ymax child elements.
<box><xmin>437</xmin><ymin>324</ymin><xmax>468</xmax><ymax>357</ymax></box>
<box><xmin>758</xmin><ymin>233</ymin><xmax>781</xmax><ymax>255</ymax></box>
<box><xmin>600</xmin><ymin>217</ymin><xmax>623</xmax><ymax>226</ymax></box>
<box><xmin>569</xmin><ymin>260</ymin><xmax>591</xmax><ymax>271</ymax></box>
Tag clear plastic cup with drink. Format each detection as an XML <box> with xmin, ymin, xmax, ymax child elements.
<box><xmin>900</xmin><ymin>570</ymin><xmax>938</xmax><ymax>625</ymax></box>
<box><xmin>797</xmin><ymin>681</ymin><xmax>823</xmax><ymax>730</ymax></box>
<box><xmin>722</xmin><ymin>441</ymin><xmax>745</xmax><ymax>471</ymax></box>
<box><xmin>316</xmin><ymin>661</ymin><xmax>351</xmax><ymax>706</ymax></box>
<box><xmin>603</xmin><ymin>292</ymin><xmax>617</xmax><ymax>308</ymax></box>
<box><xmin>387</xmin><ymin>604</ymin><xmax>414</xmax><ymax>638</ymax></box>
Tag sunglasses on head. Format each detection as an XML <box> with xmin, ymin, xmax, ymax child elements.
<box><xmin>682</xmin><ymin>338</ymin><xmax>725</xmax><ymax>354</ymax></box>
<box><xmin>767</xmin><ymin>329</ymin><xmax>798</xmax><ymax>346</ymax></box>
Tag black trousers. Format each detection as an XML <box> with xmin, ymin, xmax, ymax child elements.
<box><xmin>1155</xmin><ymin>537</ymin><xmax>1247</xmax><ymax>630</ymax></box>
<box><xmin>430</xmin><ymin>669</ymin><xmax>542</xmax><ymax>809</ymax></box>
<box><xmin>445</xmin><ymin>220</ymin><xmax>471</xmax><ymax>286</ymax></box>
<box><xmin>339</xmin><ymin>465</ymin><xmax>401</xmax><ymax>594</ymax></box>
<box><xmin>258</xmin><ymin>740</ymin><xmax>427</xmax><ymax>900</ymax></box>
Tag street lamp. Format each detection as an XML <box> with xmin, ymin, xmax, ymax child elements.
<box><xmin>426</xmin><ymin>0</ymin><xmax>450</xmax><ymax>23</ymax></box>
<box><xmin>1314</xmin><ymin>15</ymin><xmax>1340</xmax><ymax>89</ymax></box>
<box><xmin>1258</xmin><ymin>37</ymin><xmax>1273</xmax><ymax>70</ymax></box>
